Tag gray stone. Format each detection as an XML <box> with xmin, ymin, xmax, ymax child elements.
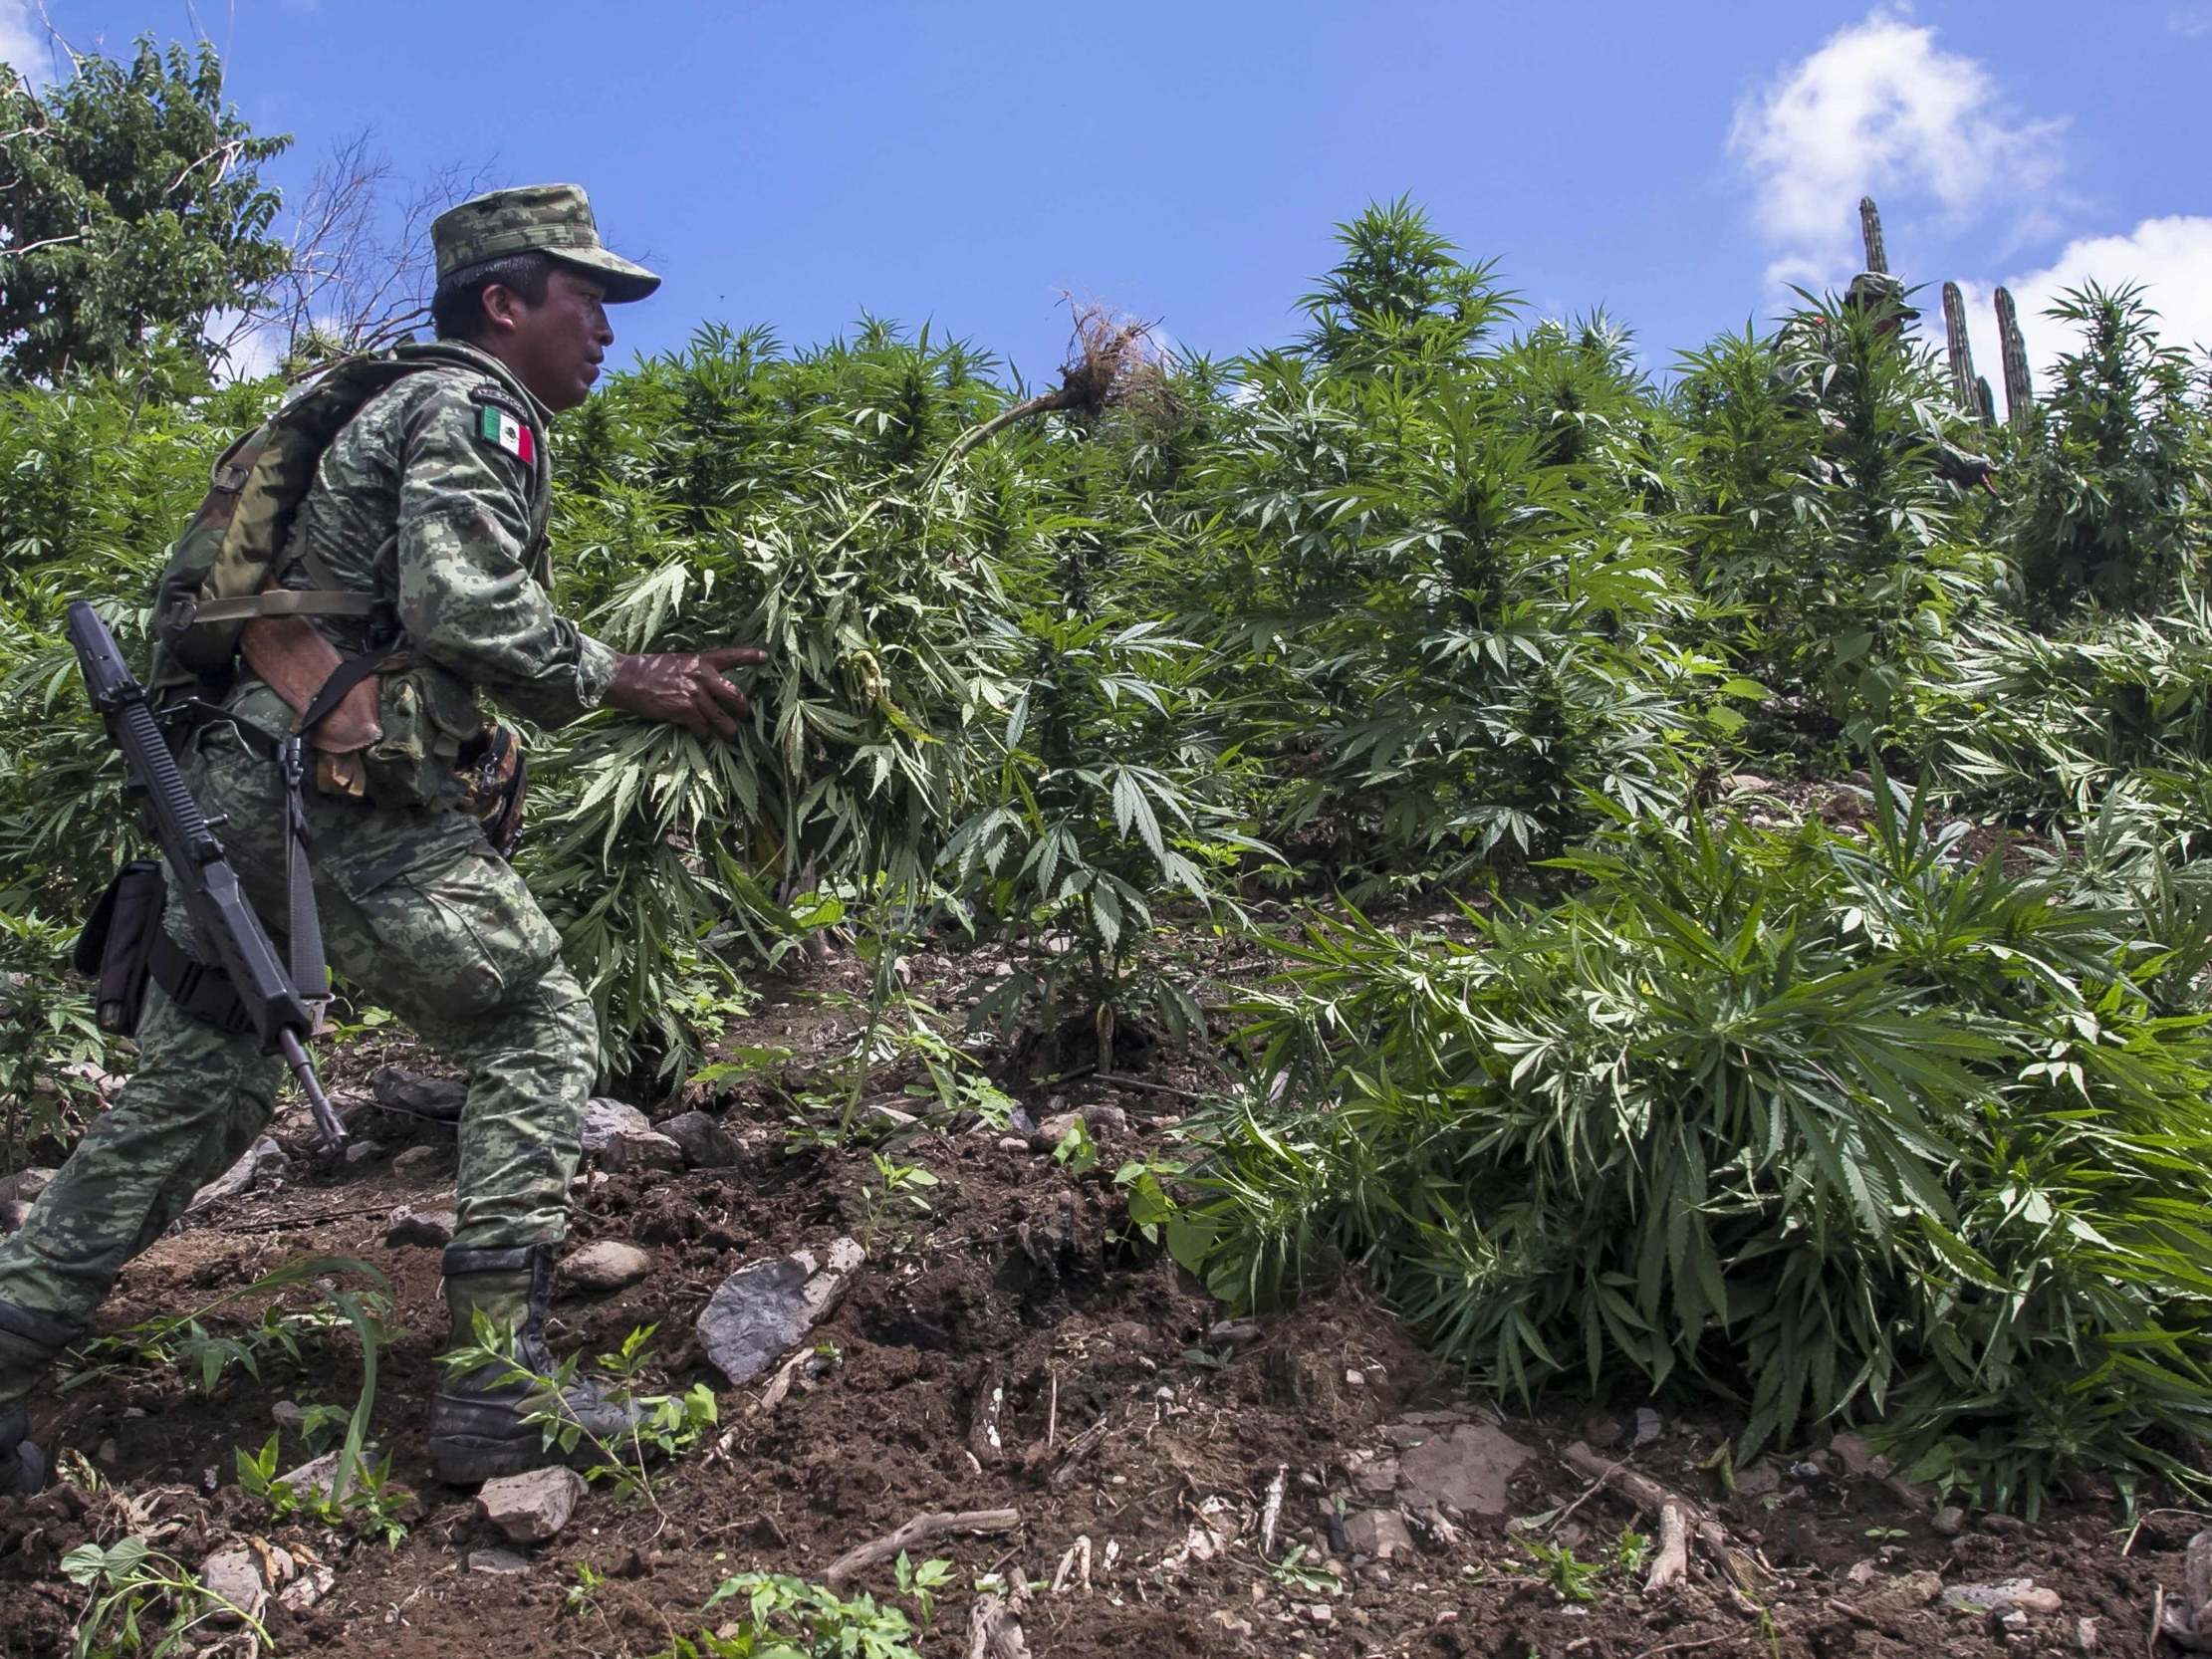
<box><xmin>1945</xmin><ymin>1579</ymin><xmax>2062</xmax><ymax>1616</ymax></box>
<box><xmin>199</xmin><ymin>1545</ymin><xmax>273</xmax><ymax>1625</ymax></box>
<box><xmin>599</xmin><ymin>1127</ymin><xmax>684</xmax><ymax>1174</ymax></box>
<box><xmin>996</xmin><ymin>1136</ymin><xmax>1030</xmax><ymax>1153</ymax></box>
<box><xmin>476</xmin><ymin>1467</ymin><xmax>585</xmax><ymax>1544</ymax></box>
<box><xmin>581</xmin><ymin>1098</ymin><xmax>651</xmax><ymax>1154</ymax></box>
<box><xmin>468</xmin><ymin>1547</ymin><xmax>531</xmax><ymax>1576</ymax></box>
<box><xmin>390</xmin><ymin>1144</ymin><xmax>444</xmax><ymax>1177</ymax></box>
<box><xmin>1344</xmin><ymin>1509</ymin><xmax>1414</xmax><ymax>1561</ymax></box>
<box><xmin>659</xmin><ymin>1109</ymin><xmax>741</xmax><ymax>1169</ymax></box>
<box><xmin>343</xmin><ymin>1141</ymin><xmax>384</xmax><ymax>1167</ymax></box>
<box><xmin>384</xmin><ymin>1207</ymin><xmax>458</xmax><ymax>1249</ymax></box>
<box><xmin>1394</xmin><ymin>1422</ymin><xmax>1534</xmax><ymax>1517</ymax></box>
<box><xmin>1207</xmin><ymin>1318</ymin><xmax>1264</xmax><ymax>1346</ymax></box>
<box><xmin>271</xmin><ymin>1400</ymin><xmax>308</xmax><ymax>1432</ymax></box>
<box><xmin>1633</xmin><ymin>1407</ymin><xmax>1661</xmax><ymax>1447</ymax></box>
<box><xmin>1733</xmin><ymin>1459</ymin><xmax>1783</xmax><ymax>1498</ymax></box>
<box><xmin>1829</xmin><ymin>1431</ymin><xmax>1887</xmax><ymax>1479</ymax></box>
<box><xmin>1723</xmin><ymin>773</ymin><xmax>1774</xmax><ymax>794</ymax></box>
<box><xmin>1933</xmin><ymin>1505</ymin><xmax>1968</xmax><ymax>1536</ymax></box>
<box><xmin>1031</xmin><ymin>1104</ymin><xmax>1130</xmax><ymax>1149</ymax></box>
<box><xmin>697</xmin><ymin>1237</ymin><xmax>864</xmax><ymax>1387</ymax></box>
<box><xmin>371</xmin><ymin>1066</ymin><xmax>467</xmax><ymax>1121</ymax></box>
<box><xmin>1345</xmin><ymin>1451</ymin><xmax>1399</xmax><ymax>1496</ymax></box>
<box><xmin>563</xmin><ymin>1240</ymin><xmax>652</xmax><ymax>1293</ymax></box>
<box><xmin>189</xmin><ymin>1137</ymin><xmax>285</xmax><ymax>1209</ymax></box>
<box><xmin>278</xmin><ymin>1450</ymin><xmax>343</xmax><ymax>1503</ymax></box>
<box><xmin>279</xmin><ymin>1561</ymin><xmax>335</xmax><ymax>1611</ymax></box>
<box><xmin>0</xmin><ymin>1167</ymin><xmax>55</xmax><ymax>1203</ymax></box>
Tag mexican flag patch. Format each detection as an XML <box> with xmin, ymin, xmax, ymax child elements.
<box><xmin>477</xmin><ymin>404</ymin><xmax>535</xmax><ymax>463</ymax></box>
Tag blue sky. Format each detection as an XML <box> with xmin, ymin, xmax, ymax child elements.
<box><xmin>8</xmin><ymin>2</ymin><xmax>2209</xmax><ymax>385</ymax></box>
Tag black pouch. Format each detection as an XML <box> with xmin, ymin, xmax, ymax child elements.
<box><xmin>73</xmin><ymin>860</ymin><xmax>168</xmax><ymax>1036</ymax></box>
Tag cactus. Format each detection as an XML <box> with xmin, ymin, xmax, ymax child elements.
<box><xmin>1858</xmin><ymin>196</ymin><xmax>1888</xmax><ymax>275</ymax></box>
<box><xmin>1996</xmin><ymin>287</ymin><xmax>2034</xmax><ymax>427</ymax></box>
<box><xmin>1976</xmin><ymin>375</ymin><xmax>1997</xmax><ymax>426</ymax></box>
<box><xmin>1941</xmin><ymin>282</ymin><xmax>1988</xmax><ymax>422</ymax></box>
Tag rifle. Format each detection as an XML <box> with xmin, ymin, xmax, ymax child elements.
<box><xmin>66</xmin><ymin>601</ymin><xmax>347</xmax><ymax>1151</ymax></box>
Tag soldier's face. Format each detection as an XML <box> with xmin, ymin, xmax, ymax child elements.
<box><xmin>487</xmin><ymin>267</ymin><xmax>614</xmax><ymax>410</ymax></box>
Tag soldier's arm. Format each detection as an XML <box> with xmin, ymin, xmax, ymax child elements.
<box><xmin>393</xmin><ymin>383</ymin><xmax>617</xmax><ymax>728</ymax></box>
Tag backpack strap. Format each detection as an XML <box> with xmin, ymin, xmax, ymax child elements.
<box><xmin>179</xmin><ymin>590</ymin><xmax>383</xmax><ymax>625</ymax></box>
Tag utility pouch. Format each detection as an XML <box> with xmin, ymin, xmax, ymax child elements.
<box><xmin>360</xmin><ymin>667</ymin><xmax>460</xmax><ymax>809</ymax></box>
<box><xmin>74</xmin><ymin>860</ymin><xmax>167</xmax><ymax>1036</ymax></box>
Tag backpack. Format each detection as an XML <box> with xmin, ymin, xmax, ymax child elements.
<box><xmin>150</xmin><ymin>354</ymin><xmax>443</xmax><ymax>694</ymax></box>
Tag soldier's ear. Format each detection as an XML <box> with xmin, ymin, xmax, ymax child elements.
<box><xmin>478</xmin><ymin>281</ymin><xmax>532</xmax><ymax>338</ymax></box>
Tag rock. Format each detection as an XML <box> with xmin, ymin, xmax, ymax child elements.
<box><xmin>696</xmin><ymin>1237</ymin><xmax>863</xmax><ymax>1387</ymax></box>
<box><xmin>383</xmin><ymin>1207</ymin><xmax>457</xmax><ymax>1249</ymax></box>
<box><xmin>371</xmin><ymin>1066</ymin><xmax>467</xmax><ymax>1121</ymax></box>
<box><xmin>278</xmin><ymin>1450</ymin><xmax>343</xmax><ymax>1502</ymax></box>
<box><xmin>189</xmin><ymin>1137</ymin><xmax>285</xmax><ymax>1209</ymax></box>
<box><xmin>1633</xmin><ymin>1407</ymin><xmax>1661</xmax><ymax>1447</ymax></box>
<box><xmin>599</xmin><ymin>1127</ymin><xmax>684</xmax><ymax>1174</ymax></box>
<box><xmin>0</xmin><ymin>1166</ymin><xmax>55</xmax><ymax>1203</ymax></box>
<box><xmin>0</xmin><ymin>1199</ymin><xmax>29</xmax><ymax>1234</ymax></box>
<box><xmin>1344</xmin><ymin>1509</ymin><xmax>1414</xmax><ymax>1561</ymax></box>
<box><xmin>1979</xmin><ymin>1513</ymin><xmax>2026</xmax><ymax>1536</ymax></box>
<box><xmin>280</xmin><ymin>1560</ymin><xmax>335</xmax><ymax>1612</ymax></box>
<box><xmin>1829</xmin><ymin>1432</ymin><xmax>1885</xmax><ymax>1479</ymax></box>
<box><xmin>391</xmin><ymin>1144</ymin><xmax>444</xmax><ymax>1176</ymax></box>
<box><xmin>1345</xmin><ymin>1451</ymin><xmax>1399</xmax><ymax>1496</ymax></box>
<box><xmin>1933</xmin><ymin>1504</ymin><xmax>1967</xmax><ymax>1536</ymax></box>
<box><xmin>581</xmin><ymin>1098</ymin><xmax>651</xmax><ymax>1154</ymax></box>
<box><xmin>199</xmin><ymin>1545</ymin><xmax>274</xmax><ymax>1624</ymax></box>
<box><xmin>343</xmin><ymin>1141</ymin><xmax>383</xmax><ymax>1167</ymax></box>
<box><xmin>476</xmin><ymin>1467</ymin><xmax>585</xmax><ymax>1544</ymax></box>
<box><xmin>1723</xmin><ymin>773</ymin><xmax>1774</xmax><ymax>794</ymax></box>
<box><xmin>562</xmin><ymin>1240</ymin><xmax>652</xmax><ymax>1293</ymax></box>
<box><xmin>1944</xmin><ymin>1578</ymin><xmax>2062</xmax><ymax>1616</ymax></box>
<box><xmin>2074</xmin><ymin>1616</ymin><xmax>2099</xmax><ymax>1652</ymax></box>
<box><xmin>1030</xmin><ymin>1103</ymin><xmax>1130</xmax><ymax>1149</ymax></box>
<box><xmin>271</xmin><ymin>1400</ymin><xmax>308</xmax><ymax>1432</ymax></box>
<box><xmin>658</xmin><ymin>1109</ymin><xmax>740</xmax><ymax>1170</ymax></box>
<box><xmin>1862</xmin><ymin>1569</ymin><xmax>1945</xmax><ymax>1617</ymax></box>
<box><xmin>1733</xmin><ymin>1459</ymin><xmax>1783</xmax><ymax>1498</ymax></box>
<box><xmin>468</xmin><ymin>1547</ymin><xmax>531</xmax><ymax>1575</ymax></box>
<box><xmin>1207</xmin><ymin>1318</ymin><xmax>1264</xmax><ymax>1346</ymax></box>
<box><xmin>1393</xmin><ymin>1422</ymin><xmax>1534</xmax><ymax>1517</ymax></box>
<box><xmin>996</xmin><ymin>1136</ymin><xmax>1030</xmax><ymax>1153</ymax></box>
<box><xmin>1303</xmin><ymin>1602</ymin><xmax>1335</xmax><ymax>1624</ymax></box>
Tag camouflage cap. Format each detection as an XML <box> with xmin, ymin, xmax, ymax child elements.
<box><xmin>431</xmin><ymin>183</ymin><xmax>660</xmax><ymax>304</ymax></box>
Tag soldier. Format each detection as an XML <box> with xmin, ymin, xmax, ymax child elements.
<box><xmin>1783</xmin><ymin>271</ymin><xmax>1997</xmax><ymax>493</ymax></box>
<box><xmin>0</xmin><ymin>184</ymin><xmax>764</xmax><ymax>1492</ymax></box>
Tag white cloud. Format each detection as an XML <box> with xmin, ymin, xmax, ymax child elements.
<box><xmin>1950</xmin><ymin>216</ymin><xmax>2212</xmax><ymax>411</ymax></box>
<box><xmin>0</xmin><ymin>0</ymin><xmax>55</xmax><ymax>84</ymax></box>
<box><xmin>2169</xmin><ymin>6</ymin><xmax>2212</xmax><ymax>37</ymax></box>
<box><xmin>1730</xmin><ymin>8</ymin><xmax>2065</xmax><ymax>291</ymax></box>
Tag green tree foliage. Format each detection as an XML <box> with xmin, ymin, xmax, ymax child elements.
<box><xmin>0</xmin><ymin>40</ymin><xmax>289</xmax><ymax>383</ymax></box>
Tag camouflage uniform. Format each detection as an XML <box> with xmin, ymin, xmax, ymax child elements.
<box><xmin>0</xmin><ymin>185</ymin><xmax>662</xmax><ymax>1490</ymax></box>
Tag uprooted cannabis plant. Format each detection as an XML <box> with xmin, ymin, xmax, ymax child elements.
<box><xmin>1170</xmin><ymin>777</ymin><xmax>2212</xmax><ymax>1512</ymax></box>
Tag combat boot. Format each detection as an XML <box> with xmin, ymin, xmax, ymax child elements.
<box><xmin>0</xmin><ymin>1300</ymin><xmax>85</xmax><ymax>1498</ymax></box>
<box><xmin>427</xmin><ymin>1243</ymin><xmax>644</xmax><ymax>1486</ymax></box>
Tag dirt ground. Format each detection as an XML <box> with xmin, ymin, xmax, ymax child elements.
<box><xmin>0</xmin><ymin>952</ymin><xmax>2197</xmax><ymax>1659</ymax></box>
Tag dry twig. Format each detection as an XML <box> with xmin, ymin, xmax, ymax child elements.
<box><xmin>823</xmin><ymin>1510</ymin><xmax>1021</xmax><ymax>1588</ymax></box>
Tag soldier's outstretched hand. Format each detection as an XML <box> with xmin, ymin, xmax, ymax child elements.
<box><xmin>607</xmin><ymin>645</ymin><xmax>769</xmax><ymax>737</ymax></box>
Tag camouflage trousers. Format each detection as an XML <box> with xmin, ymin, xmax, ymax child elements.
<box><xmin>0</xmin><ymin>704</ymin><xmax>597</xmax><ymax>1347</ymax></box>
